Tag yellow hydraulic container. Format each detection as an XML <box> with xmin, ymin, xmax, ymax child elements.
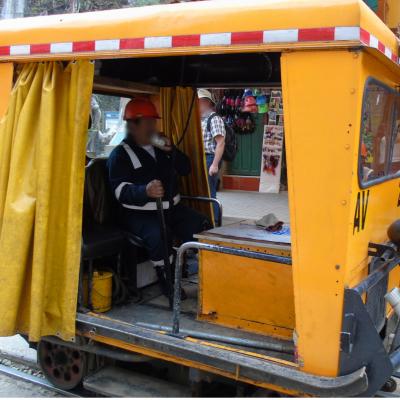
<box><xmin>83</xmin><ymin>271</ymin><xmax>113</xmax><ymax>313</ymax></box>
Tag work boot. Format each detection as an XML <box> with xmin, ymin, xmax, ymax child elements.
<box><xmin>154</xmin><ymin>266</ymin><xmax>170</xmax><ymax>297</ymax></box>
<box><xmin>155</xmin><ymin>265</ymin><xmax>187</xmax><ymax>301</ymax></box>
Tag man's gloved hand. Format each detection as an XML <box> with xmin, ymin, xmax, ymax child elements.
<box><xmin>146</xmin><ymin>180</ymin><xmax>165</xmax><ymax>198</ymax></box>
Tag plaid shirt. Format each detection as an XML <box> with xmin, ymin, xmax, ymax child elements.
<box><xmin>201</xmin><ymin>111</ymin><xmax>226</xmax><ymax>154</ymax></box>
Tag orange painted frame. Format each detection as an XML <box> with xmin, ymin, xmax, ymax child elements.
<box><xmin>0</xmin><ymin>63</ymin><xmax>13</xmax><ymax>118</ymax></box>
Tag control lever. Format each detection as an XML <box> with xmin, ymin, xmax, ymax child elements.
<box><xmin>156</xmin><ymin>197</ymin><xmax>173</xmax><ymax>309</ymax></box>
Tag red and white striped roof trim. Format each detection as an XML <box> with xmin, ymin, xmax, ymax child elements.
<box><xmin>0</xmin><ymin>26</ymin><xmax>398</xmax><ymax>66</ymax></box>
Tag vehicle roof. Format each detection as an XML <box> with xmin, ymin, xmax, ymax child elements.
<box><xmin>0</xmin><ymin>0</ymin><xmax>397</xmax><ymax>63</ymax></box>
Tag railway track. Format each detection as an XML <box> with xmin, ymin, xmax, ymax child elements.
<box><xmin>0</xmin><ymin>352</ymin><xmax>84</xmax><ymax>397</ymax></box>
<box><xmin>1</xmin><ymin>349</ymin><xmax>400</xmax><ymax>397</ymax></box>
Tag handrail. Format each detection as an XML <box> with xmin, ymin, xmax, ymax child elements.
<box><xmin>181</xmin><ymin>195</ymin><xmax>223</xmax><ymax>227</ymax></box>
<box><xmin>353</xmin><ymin>254</ymin><xmax>400</xmax><ymax>295</ymax></box>
<box><xmin>172</xmin><ymin>241</ymin><xmax>292</xmax><ymax>335</ymax></box>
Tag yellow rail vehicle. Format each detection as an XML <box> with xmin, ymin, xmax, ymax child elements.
<box><xmin>1</xmin><ymin>0</ymin><xmax>400</xmax><ymax>396</ymax></box>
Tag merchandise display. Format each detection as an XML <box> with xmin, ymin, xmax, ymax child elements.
<box><xmin>259</xmin><ymin>90</ymin><xmax>285</xmax><ymax>193</ymax></box>
<box><xmin>210</xmin><ymin>87</ymin><xmax>286</xmax><ymax>193</ymax></box>
<box><xmin>215</xmin><ymin>89</ymin><xmax>265</xmax><ymax>135</ymax></box>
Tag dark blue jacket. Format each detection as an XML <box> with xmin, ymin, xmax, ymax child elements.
<box><xmin>107</xmin><ymin>136</ymin><xmax>191</xmax><ymax>211</ymax></box>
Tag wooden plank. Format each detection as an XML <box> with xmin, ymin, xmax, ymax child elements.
<box><xmin>93</xmin><ymin>76</ymin><xmax>159</xmax><ymax>96</ymax></box>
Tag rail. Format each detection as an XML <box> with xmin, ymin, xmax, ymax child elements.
<box><xmin>0</xmin><ymin>361</ymin><xmax>81</xmax><ymax>397</ymax></box>
<box><xmin>172</xmin><ymin>241</ymin><xmax>292</xmax><ymax>335</ymax></box>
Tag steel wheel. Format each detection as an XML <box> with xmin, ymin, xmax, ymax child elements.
<box><xmin>38</xmin><ymin>340</ymin><xmax>87</xmax><ymax>390</ymax></box>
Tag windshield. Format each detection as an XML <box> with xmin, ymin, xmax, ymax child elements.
<box><xmin>86</xmin><ymin>94</ymin><xmax>130</xmax><ymax>159</ymax></box>
<box><xmin>359</xmin><ymin>79</ymin><xmax>398</xmax><ymax>185</ymax></box>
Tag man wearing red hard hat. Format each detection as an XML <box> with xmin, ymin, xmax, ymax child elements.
<box><xmin>107</xmin><ymin>97</ymin><xmax>209</xmax><ymax>297</ymax></box>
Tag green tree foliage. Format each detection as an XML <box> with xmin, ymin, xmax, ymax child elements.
<box><xmin>363</xmin><ymin>0</ymin><xmax>378</xmax><ymax>12</ymax></box>
<box><xmin>25</xmin><ymin>0</ymin><xmax>169</xmax><ymax>16</ymax></box>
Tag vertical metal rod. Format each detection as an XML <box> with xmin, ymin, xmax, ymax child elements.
<box><xmin>88</xmin><ymin>260</ymin><xmax>94</xmax><ymax>311</ymax></box>
<box><xmin>78</xmin><ymin>259</ymin><xmax>84</xmax><ymax>309</ymax></box>
<box><xmin>156</xmin><ymin>197</ymin><xmax>173</xmax><ymax>309</ymax></box>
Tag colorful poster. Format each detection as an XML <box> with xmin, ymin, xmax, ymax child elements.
<box><xmin>259</xmin><ymin>125</ymin><xmax>284</xmax><ymax>193</ymax></box>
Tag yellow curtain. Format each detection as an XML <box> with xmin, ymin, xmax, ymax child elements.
<box><xmin>160</xmin><ymin>87</ymin><xmax>212</xmax><ymax>220</ymax></box>
<box><xmin>0</xmin><ymin>61</ymin><xmax>94</xmax><ymax>342</ymax></box>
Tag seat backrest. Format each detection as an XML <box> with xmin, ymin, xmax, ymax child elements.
<box><xmin>83</xmin><ymin>158</ymin><xmax>117</xmax><ymax>226</ymax></box>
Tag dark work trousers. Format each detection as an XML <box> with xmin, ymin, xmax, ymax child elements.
<box><xmin>206</xmin><ymin>153</ymin><xmax>221</xmax><ymax>224</ymax></box>
<box><xmin>120</xmin><ymin>203</ymin><xmax>209</xmax><ymax>265</ymax></box>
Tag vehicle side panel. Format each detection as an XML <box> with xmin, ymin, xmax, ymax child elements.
<box><xmin>282</xmin><ymin>49</ymin><xmax>361</xmax><ymax>376</ymax></box>
<box><xmin>345</xmin><ymin>51</ymin><xmax>400</xmax><ymax>298</ymax></box>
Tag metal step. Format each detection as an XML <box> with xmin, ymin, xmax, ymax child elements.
<box><xmin>83</xmin><ymin>366</ymin><xmax>191</xmax><ymax>397</ymax></box>
<box><xmin>77</xmin><ymin>312</ymin><xmax>368</xmax><ymax>397</ymax></box>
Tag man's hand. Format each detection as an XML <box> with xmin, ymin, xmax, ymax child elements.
<box><xmin>209</xmin><ymin>135</ymin><xmax>224</xmax><ymax>176</ymax></box>
<box><xmin>209</xmin><ymin>163</ymin><xmax>219</xmax><ymax>176</ymax></box>
<box><xmin>157</xmin><ymin>133</ymin><xmax>173</xmax><ymax>152</ymax></box>
<box><xmin>146</xmin><ymin>180</ymin><xmax>165</xmax><ymax>198</ymax></box>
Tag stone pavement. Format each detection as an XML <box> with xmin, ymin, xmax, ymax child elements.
<box><xmin>217</xmin><ymin>190</ymin><xmax>289</xmax><ymax>223</ymax></box>
<box><xmin>0</xmin><ymin>336</ymin><xmax>36</xmax><ymax>365</ymax></box>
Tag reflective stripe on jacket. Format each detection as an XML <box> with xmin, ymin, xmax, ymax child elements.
<box><xmin>107</xmin><ymin>136</ymin><xmax>191</xmax><ymax>211</ymax></box>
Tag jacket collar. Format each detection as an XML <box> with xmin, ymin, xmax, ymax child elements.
<box><xmin>123</xmin><ymin>135</ymin><xmax>159</xmax><ymax>164</ymax></box>
<box><xmin>124</xmin><ymin>134</ymin><xmax>139</xmax><ymax>149</ymax></box>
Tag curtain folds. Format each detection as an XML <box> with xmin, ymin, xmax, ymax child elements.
<box><xmin>160</xmin><ymin>87</ymin><xmax>212</xmax><ymax>220</ymax></box>
<box><xmin>0</xmin><ymin>61</ymin><xmax>94</xmax><ymax>342</ymax></box>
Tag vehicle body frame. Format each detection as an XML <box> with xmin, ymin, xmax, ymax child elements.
<box><xmin>1</xmin><ymin>0</ymin><xmax>400</xmax><ymax>395</ymax></box>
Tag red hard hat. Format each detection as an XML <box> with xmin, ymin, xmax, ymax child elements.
<box><xmin>124</xmin><ymin>98</ymin><xmax>160</xmax><ymax>120</ymax></box>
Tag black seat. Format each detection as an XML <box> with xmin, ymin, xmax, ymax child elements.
<box><xmin>83</xmin><ymin>157</ymin><xmax>145</xmax><ymax>248</ymax></box>
<box><xmin>82</xmin><ymin>223</ymin><xmax>125</xmax><ymax>260</ymax></box>
<box><xmin>80</xmin><ymin>158</ymin><xmax>127</xmax><ymax>310</ymax></box>
<box><xmin>82</xmin><ymin>158</ymin><xmax>125</xmax><ymax>260</ymax></box>
<box><xmin>80</xmin><ymin>158</ymin><xmax>148</xmax><ymax>309</ymax></box>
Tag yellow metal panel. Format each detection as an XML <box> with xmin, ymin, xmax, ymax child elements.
<box><xmin>0</xmin><ymin>0</ymin><xmax>394</xmax><ymax>55</ymax></box>
<box><xmin>360</xmin><ymin>0</ymin><xmax>399</xmax><ymax>51</ymax></box>
<box><xmin>0</xmin><ymin>63</ymin><xmax>13</xmax><ymax>118</ymax></box>
<box><xmin>198</xmin><ymin>240</ymin><xmax>294</xmax><ymax>339</ymax></box>
<box><xmin>281</xmin><ymin>49</ymin><xmax>361</xmax><ymax>376</ymax></box>
<box><xmin>345</xmin><ymin>51</ymin><xmax>400</xmax><ymax>288</ymax></box>
<box><xmin>386</xmin><ymin>0</ymin><xmax>400</xmax><ymax>30</ymax></box>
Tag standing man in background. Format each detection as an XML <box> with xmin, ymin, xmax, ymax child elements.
<box><xmin>198</xmin><ymin>89</ymin><xmax>226</xmax><ymax>224</ymax></box>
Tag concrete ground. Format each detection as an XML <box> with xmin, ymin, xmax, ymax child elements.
<box><xmin>0</xmin><ymin>373</ymin><xmax>61</xmax><ymax>397</ymax></box>
<box><xmin>0</xmin><ymin>336</ymin><xmax>36</xmax><ymax>365</ymax></box>
<box><xmin>217</xmin><ymin>189</ymin><xmax>289</xmax><ymax>223</ymax></box>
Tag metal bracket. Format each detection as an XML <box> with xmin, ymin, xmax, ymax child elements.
<box><xmin>368</xmin><ymin>242</ymin><xmax>396</xmax><ymax>259</ymax></box>
<box><xmin>339</xmin><ymin>289</ymin><xmax>394</xmax><ymax>396</ymax></box>
<box><xmin>341</xmin><ymin>313</ymin><xmax>356</xmax><ymax>354</ymax></box>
